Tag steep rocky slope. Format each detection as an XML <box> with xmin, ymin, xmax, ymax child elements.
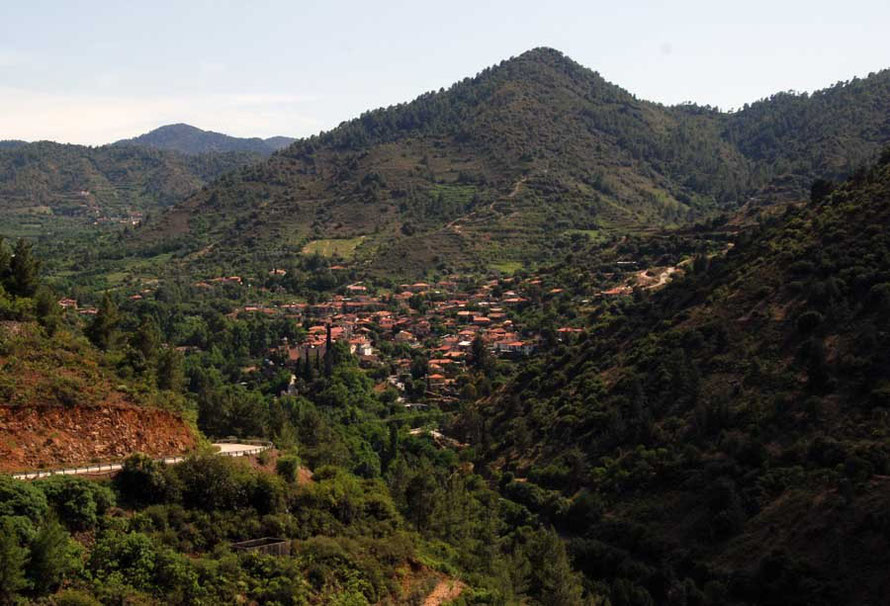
<box><xmin>0</xmin><ymin>405</ymin><xmax>197</xmax><ymax>473</ymax></box>
<box><xmin>0</xmin><ymin>322</ymin><xmax>198</xmax><ymax>472</ymax></box>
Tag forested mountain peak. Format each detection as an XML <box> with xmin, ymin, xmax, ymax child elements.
<box><xmin>130</xmin><ymin>49</ymin><xmax>890</xmax><ymax>279</ymax></box>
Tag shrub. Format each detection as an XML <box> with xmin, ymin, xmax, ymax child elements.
<box><xmin>53</xmin><ymin>589</ymin><xmax>102</xmax><ymax>606</ymax></box>
<box><xmin>796</xmin><ymin>310</ymin><xmax>824</xmax><ymax>334</ymax></box>
<box><xmin>173</xmin><ymin>455</ymin><xmax>250</xmax><ymax>511</ymax></box>
<box><xmin>28</xmin><ymin>516</ymin><xmax>83</xmax><ymax>594</ymax></box>
<box><xmin>115</xmin><ymin>453</ymin><xmax>179</xmax><ymax>506</ymax></box>
<box><xmin>276</xmin><ymin>455</ymin><xmax>300</xmax><ymax>483</ymax></box>
<box><xmin>36</xmin><ymin>476</ymin><xmax>115</xmax><ymax>531</ymax></box>
<box><xmin>0</xmin><ymin>516</ymin><xmax>29</xmax><ymax>602</ymax></box>
<box><xmin>0</xmin><ymin>475</ymin><xmax>49</xmax><ymax>523</ymax></box>
<box><xmin>89</xmin><ymin>531</ymin><xmax>158</xmax><ymax>592</ymax></box>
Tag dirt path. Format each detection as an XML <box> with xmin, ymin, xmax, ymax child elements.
<box><xmin>423</xmin><ymin>578</ymin><xmax>466</xmax><ymax>606</ymax></box>
<box><xmin>637</xmin><ymin>266</ymin><xmax>679</xmax><ymax>290</ymax></box>
<box><xmin>648</xmin><ymin>266</ymin><xmax>679</xmax><ymax>288</ymax></box>
<box><xmin>506</xmin><ymin>175</ymin><xmax>527</xmax><ymax>199</ymax></box>
<box><xmin>446</xmin><ymin>176</ymin><xmax>527</xmax><ymax>233</ymax></box>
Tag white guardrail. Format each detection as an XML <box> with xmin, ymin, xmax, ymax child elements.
<box><xmin>10</xmin><ymin>440</ymin><xmax>273</xmax><ymax>481</ymax></box>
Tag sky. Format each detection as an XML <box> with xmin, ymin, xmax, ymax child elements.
<box><xmin>1</xmin><ymin>0</ymin><xmax>888</xmax><ymax>145</ymax></box>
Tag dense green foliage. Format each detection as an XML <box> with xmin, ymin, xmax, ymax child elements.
<box><xmin>462</xmin><ymin>155</ymin><xmax>890</xmax><ymax>604</ymax></box>
<box><xmin>2</xmin><ymin>48</ymin><xmax>890</xmax><ymax>605</ymax></box>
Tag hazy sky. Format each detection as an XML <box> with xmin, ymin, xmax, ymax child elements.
<box><xmin>2</xmin><ymin>0</ymin><xmax>888</xmax><ymax>145</ymax></box>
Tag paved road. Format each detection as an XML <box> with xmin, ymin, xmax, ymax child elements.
<box><xmin>11</xmin><ymin>443</ymin><xmax>269</xmax><ymax>480</ymax></box>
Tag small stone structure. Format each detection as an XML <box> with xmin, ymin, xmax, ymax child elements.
<box><xmin>230</xmin><ymin>537</ymin><xmax>290</xmax><ymax>556</ymax></box>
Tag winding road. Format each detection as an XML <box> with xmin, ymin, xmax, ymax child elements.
<box><xmin>11</xmin><ymin>442</ymin><xmax>270</xmax><ymax>480</ymax></box>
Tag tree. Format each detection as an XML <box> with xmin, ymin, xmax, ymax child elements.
<box><xmin>810</xmin><ymin>178</ymin><xmax>834</xmax><ymax>204</ymax></box>
<box><xmin>0</xmin><ymin>476</ymin><xmax>49</xmax><ymax>522</ymax></box>
<box><xmin>157</xmin><ymin>346</ymin><xmax>185</xmax><ymax>392</ymax></box>
<box><xmin>8</xmin><ymin>238</ymin><xmax>40</xmax><ymax>298</ymax></box>
<box><xmin>276</xmin><ymin>455</ymin><xmax>300</xmax><ymax>483</ymax></box>
<box><xmin>470</xmin><ymin>335</ymin><xmax>493</xmax><ymax>374</ymax></box>
<box><xmin>28</xmin><ymin>516</ymin><xmax>81</xmax><ymax>594</ymax></box>
<box><xmin>0</xmin><ymin>517</ymin><xmax>29</xmax><ymax>602</ymax></box>
<box><xmin>115</xmin><ymin>453</ymin><xmax>177</xmax><ymax>505</ymax></box>
<box><xmin>0</xmin><ymin>237</ymin><xmax>10</xmax><ymax>280</ymax></box>
<box><xmin>35</xmin><ymin>287</ymin><xmax>61</xmax><ymax>336</ymax></box>
<box><xmin>405</xmin><ymin>472</ymin><xmax>438</xmax><ymax>531</ymax></box>
<box><xmin>130</xmin><ymin>316</ymin><xmax>161</xmax><ymax>364</ymax></box>
<box><xmin>324</xmin><ymin>323</ymin><xmax>334</xmax><ymax>377</ymax></box>
<box><xmin>87</xmin><ymin>292</ymin><xmax>120</xmax><ymax>351</ymax></box>
<box><xmin>527</xmin><ymin>528</ymin><xmax>585</xmax><ymax>606</ymax></box>
<box><xmin>36</xmin><ymin>476</ymin><xmax>115</xmax><ymax>531</ymax></box>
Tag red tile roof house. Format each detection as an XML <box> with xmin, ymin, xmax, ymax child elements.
<box><xmin>427</xmin><ymin>374</ymin><xmax>447</xmax><ymax>388</ymax></box>
<box><xmin>601</xmin><ymin>286</ymin><xmax>633</xmax><ymax>296</ymax></box>
<box><xmin>429</xmin><ymin>358</ymin><xmax>460</xmax><ymax>375</ymax></box>
<box><xmin>394</xmin><ymin>330</ymin><xmax>418</xmax><ymax>344</ymax></box>
<box><xmin>557</xmin><ymin>327</ymin><xmax>585</xmax><ymax>341</ymax></box>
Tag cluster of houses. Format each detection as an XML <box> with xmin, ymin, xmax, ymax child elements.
<box><xmin>223</xmin><ymin>277</ymin><xmax>550</xmax><ymax>397</ymax></box>
<box><xmin>59</xmin><ymin>266</ymin><xmax>613</xmax><ymax>403</ymax></box>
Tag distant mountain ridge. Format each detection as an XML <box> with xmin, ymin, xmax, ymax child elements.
<box><xmin>0</xmin><ymin>140</ymin><xmax>264</xmax><ymax>238</ymax></box>
<box><xmin>114</xmin><ymin>123</ymin><xmax>295</xmax><ymax>155</ymax></box>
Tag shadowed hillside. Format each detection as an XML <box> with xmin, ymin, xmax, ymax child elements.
<box><xmin>459</xmin><ymin>152</ymin><xmax>890</xmax><ymax>604</ymax></box>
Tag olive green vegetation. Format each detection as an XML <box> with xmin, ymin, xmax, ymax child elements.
<box><xmin>301</xmin><ymin>236</ymin><xmax>367</xmax><ymax>259</ymax></box>
<box><xmin>0</xmin><ymin>243</ymin><xmax>592</xmax><ymax>604</ymax></box>
<box><xmin>0</xmin><ymin>243</ymin><xmax>191</xmax><ymax>414</ymax></box>
<box><xmin>3</xmin><ymin>157</ymin><xmax>890</xmax><ymax>603</ymax></box>
<box><xmin>121</xmin><ymin>48</ymin><xmax>890</xmax><ymax>278</ymax></box>
<box><xmin>455</xmin><ymin>153</ymin><xmax>890</xmax><ymax>605</ymax></box>
<box><xmin>2</xmin><ymin>47</ymin><xmax>890</xmax><ymax>605</ymax></box>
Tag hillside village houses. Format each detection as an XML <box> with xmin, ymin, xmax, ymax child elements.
<box><xmin>61</xmin><ymin>267</ymin><xmax>605</xmax><ymax>403</ymax></box>
<box><xmin>218</xmin><ymin>275</ymin><xmax>548</xmax><ymax>397</ymax></box>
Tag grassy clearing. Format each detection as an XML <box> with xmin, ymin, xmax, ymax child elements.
<box><xmin>563</xmin><ymin>229</ymin><xmax>609</xmax><ymax>245</ymax></box>
<box><xmin>429</xmin><ymin>184</ymin><xmax>477</xmax><ymax>205</ymax></box>
<box><xmin>490</xmin><ymin>261</ymin><xmax>523</xmax><ymax>274</ymax></box>
<box><xmin>302</xmin><ymin>236</ymin><xmax>367</xmax><ymax>259</ymax></box>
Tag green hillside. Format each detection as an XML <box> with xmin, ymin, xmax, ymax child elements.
<box><xmin>0</xmin><ymin>141</ymin><xmax>262</xmax><ymax>238</ymax></box>
<box><xmin>461</xmin><ymin>152</ymin><xmax>890</xmax><ymax>604</ymax></box>
<box><xmin>127</xmin><ymin>48</ymin><xmax>890</xmax><ymax>277</ymax></box>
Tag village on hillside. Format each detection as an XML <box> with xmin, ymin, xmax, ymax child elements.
<box><xmin>237</xmin><ymin>276</ymin><xmax>547</xmax><ymax>404</ymax></box>
<box><xmin>56</xmin><ymin>259</ymin><xmax>683</xmax><ymax>413</ymax></box>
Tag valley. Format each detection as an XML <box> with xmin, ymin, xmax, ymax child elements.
<box><xmin>1</xmin><ymin>43</ymin><xmax>889</xmax><ymax>606</ymax></box>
